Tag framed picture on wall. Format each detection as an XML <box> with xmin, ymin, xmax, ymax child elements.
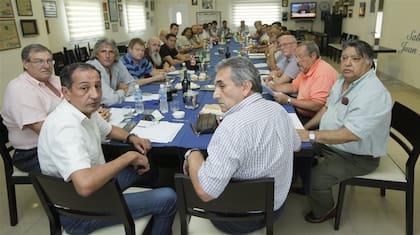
<box><xmin>282</xmin><ymin>0</ymin><xmax>288</xmax><ymax>7</ymax></box>
<box><xmin>42</xmin><ymin>1</ymin><xmax>57</xmax><ymax>18</ymax></box>
<box><xmin>108</xmin><ymin>0</ymin><xmax>118</xmax><ymax>22</ymax></box>
<box><xmin>0</xmin><ymin>19</ymin><xmax>21</xmax><ymax>50</ymax></box>
<box><xmin>16</xmin><ymin>0</ymin><xmax>33</xmax><ymax>16</ymax></box>
<box><xmin>0</xmin><ymin>0</ymin><xmax>14</xmax><ymax>17</ymax></box>
<box><xmin>359</xmin><ymin>2</ymin><xmax>366</xmax><ymax>16</ymax></box>
<box><xmin>20</xmin><ymin>19</ymin><xmax>39</xmax><ymax>37</ymax></box>
<box><xmin>201</xmin><ymin>0</ymin><xmax>215</xmax><ymax>10</ymax></box>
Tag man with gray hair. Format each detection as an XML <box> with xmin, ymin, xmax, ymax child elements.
<box><xmin>87</xmin><ymin>38</ymin><xmax>135</xmax><ymax>106</ymax></box>
<box><xmin>183</xmin><ymin>57</ymin><xmax>301</xmax><ymax>234</ymax></box>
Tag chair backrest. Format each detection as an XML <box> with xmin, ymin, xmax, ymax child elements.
<box><xmin>390</xmin><ymin>101</ymin><xmax>420</xmax><ymax>181</ymax></box>
<box><xmin>0</xmin><ymin>115</ymin><xmax>14</xmax><ymax>176</ymax></box>
<box><xmin>174</xmin><ymin>173</ymin><xmax>274</xmax><ymax>234</ymax></box>
<box><xmin>31</xmin><ymin>173</ymin><xmax>136</xmax><ymax>235</ymax></box>
<box><xmin>53</xmin><ymin>52</ymin><xmax>66</xmax><ymax>75</ymax></box>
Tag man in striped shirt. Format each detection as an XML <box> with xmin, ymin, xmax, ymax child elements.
<box><xmin>183</xmin><ymin>57</ymin><xmax>301</xmax><ymax>234</ymax></box>
<box><xmin>120</xmin><ymin>38</ymin><xmax>166</xmax><ymax>86</ymax></box>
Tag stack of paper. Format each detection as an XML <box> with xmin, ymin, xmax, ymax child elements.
<box><xmin>254</xmin><ymin>63</ymin><xmax>268</xmax><ymax>68</ymax></box>
<box><xmin>131</xmin><ymin>121</ymin><xmax>184</xmax><ymax>143</ymax></box>
<box><xmin>248</xmin><ymin>53</ymin><xmax>266</xmax><ymax>59</ymax></box>
<box><xmin>108</xmin><ymin>108</ymin><xmax>134</xmax><ymax>127</ymax></box>
<box><xmin>125</xmin><ymin>93</ymin><xmax>159</xmax><ymax>102</ymax></box>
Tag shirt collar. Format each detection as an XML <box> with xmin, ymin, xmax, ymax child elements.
<box><xmin>223</xmin><ymin>93</ymin><xmax>262</xmax><ymax>117</ymax></box>
<box><xmin>23</xmin><ymin>71</ymin><xmax>53</xmax><ymax>87</ymax></box>
<box><xmin>302</xmin><ymin>58</ymin><xmax>321</xmax><ymax>78</ymax></box>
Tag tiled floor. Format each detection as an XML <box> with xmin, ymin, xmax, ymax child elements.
<box><xmin>1</xmin><ymin>57</ymin><xmax>419</xmax><ymax>234</ymax></box>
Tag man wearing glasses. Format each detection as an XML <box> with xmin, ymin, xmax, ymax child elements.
<box><xmin>1</xmin><ymin>44</ymin><xmax>62</xmax><ymax>173</ymax></box>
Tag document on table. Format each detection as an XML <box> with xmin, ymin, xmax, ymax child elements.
<box><xmin>248</xmin><ymin>53</ymin><xmax>266</xmax><ymax>59</ymax></box>
<box><xmin>108</xmin><ymin>108</ymin><xmax>134</xmax><ymax>127</ymax></box>
<box><xmin>254</xmin><ymin>63</ymin><xmax>268</xmax><ymax>68</ymax></box>
<box><xmin>288</xmin><ymin>113</ymin><xmax>304</xmax><ymax>129</ymax></box>
<box><xmin>258</xmin><ymin>69</ymin><xmax>270</xmax><ymax>75</ymax></box>
<box><xmin>130</xmin><ymin>121</ymin><xmax>184</xmax><ymax>143</ymax></box>
<box><xmin>125</xmin><ymin>93</ymin><xmax>159</xmax><ymax>102</ymax></box>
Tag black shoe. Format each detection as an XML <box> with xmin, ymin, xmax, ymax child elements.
<box><xmin>305</xmin><ymin>207</ymin><xmax>337</xmax><ymax>223</ymax></box>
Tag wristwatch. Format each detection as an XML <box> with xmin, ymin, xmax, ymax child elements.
<box><xmin>309</xmin><ymin>131</ymin><xmax>316</xmax><ymax>143</ymax></box>
<box><xmin>124</xmin><ymin>133</ymin><xmax>137</xmax><ymax>144</ymax></box>
<box><xmin>184</xmin><ymin>149</ymin><xmax>200</xmax><ymax>160</ymax></box>
<box><xmin>287</xmin><ymin>97</ymin><xmax>292</xmax><ymax>105</ymax></box>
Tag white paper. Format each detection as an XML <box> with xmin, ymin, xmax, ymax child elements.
<box><xmin>125</xmin><ymin>93</ymin><xmax>159</xmax><ymax>102</ymax></box>
<box><xmin>288</xmin><ymin>113</ymin><xmax>304</xmax><ymax>129</ymax></box>
<box><xmin>167</xmin><ymin>70</ymin><xmax>180</xmax><ymax>76</ymax></box>
<box><xmin>131</xmin><ymin>121</ymin><xmax>184</xmax><ymax>143</ymax></box>
<box><xmin>254</xmin><ymin>63</ymin><xmax>268</xmax><ymax>68</ymax></box>
<box><xmin>258</xmin><ymin>69</ymin><xmax>270</xmax><ymax>75</ymax></box>
<box><xmin>248</xmin><ymin>54</ymin><xmax>266</xmax><ymax>59</ymax></box>
<box><xmin>108</xmin><ymin>108</ymin><xmax>134</xmax><ymax>127</ymax></box>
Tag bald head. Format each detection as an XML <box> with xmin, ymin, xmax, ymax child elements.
<box><xmin>147</xmin><ymin>37</ymin><xmax>161</xmax><ymax>53</ymax></box>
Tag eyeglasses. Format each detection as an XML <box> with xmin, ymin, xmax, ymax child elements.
<box><xmin>278</xmin><ymin>42</ymin><xmax>295</xmax><ymax>48</ymax></box>
<box><xmin>29</xmin><ymin>59</ymin><xmax>55</xmax><ymax>66</ymax></box>
<box><xmin>340</xmin><ymin>55</ymin><xmax>362</xmax><ymax>63</ymax></box>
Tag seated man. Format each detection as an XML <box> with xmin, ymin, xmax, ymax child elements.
<box><xmin>38</xmin><ymin>63</ymin><xmax>177</xmax><ymax>234</ymax></box>
<box><xmin>145</xmin><ymin>37</ymin><xmax>175</xmax><ymax>72</ymax></box>
<box><xmin>87</xmin><ymin>38</ymin><xmax>136</xmax><ymax>106</ymax></box>
<box><xmin>269</xmin><ymin>41</ymin><xmax>338</xmax><ymax>123</ymax></box>
<box><xmin>159</xmin><ymin>33</ymin><xmax>192</xmax><ymax>66</ymax></box>
<box><xmin>1</xmin><ymin>44</ymin><xmax>62</xmax><ymax>173</ymax></box>
<box><xmin>264</xmin><ymin>33</ymin><xmax>300</xmax><ymax>84</ymax></box>
<box><xmin>1</xmin><ymin>44</ymin><xmax>111</xmax><ymax>173</ymax></box>
<box><xmin>183</xmin><ymin>57</ymin><xmax>301</xmax><ymax>234</ymax></box>
<box><xmin>217</xmin><ymin>20</ymin><xmax>231</xmax><ymax>39</ymax></box>
<box><xmin>191</xmin><ymin>24</ymin><xmax>204</xmax><ymax>48</ymax></box>
<box><xmin>297</xmin><ymin>40</ymin><xmax>392</xmax><ymax>223</ymax></box>
<box><xmin>177</xmin><ymin>27</ymin><xmax>195</xmax><ymax>53</ymax></box>
<box><xmin>120</xmin><ymin>38</ymin><xmax>166</xmax><ymax>86</ymax></box>
<box><xmin>169</xmin><ymin>22</ymin><xmax>179</xmax><ymax>36</ymax></box>
<box><xmin>237</xmin><ymin>20</ymin><xmax>249</xmax><ymax>34</ymax></box>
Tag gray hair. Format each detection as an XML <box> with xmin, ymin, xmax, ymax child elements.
<box><xmin>342</xmin><ymin>40</ymin><xmax>375</xmax><ymax>69</ymax></box>
<box><xmin>215</xmin><ymin>57</ymin><xmax>262</xmax><ymax>93</ymax></box>
<box><xmin>21</xmin><ymin>44</ymin><xmax>52</xmax><ymax>62</ymax></box>
<box><xmin>60</xmin><ymin>63</ymin><xmax>101</xmax><ymax>90</ymax></box>
<box><xmin>297</xmin><ymin>41</ymin><xmax>320</xmax><ymax>58</ymax></box>
<box><xmin>90</xmin><ymin>38</ymin><xmax>120</xmax><ymax>62</ymax></box>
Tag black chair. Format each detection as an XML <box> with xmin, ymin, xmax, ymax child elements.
<box><xmin>334</xmin><ymin>102</ymin><xmax>420</xmax><ymax>235</ymax></box>
<box><xmin>31</xmin><ymin>173</ymin><xmax>152</xmax><ymax>235</ymax></box>
<box><xmin>0</xmin><ymin>115</ymin><xmax>32</xmax><ymax>226</ymax></box>
<box><xmin>52</xmin><ymin>52</ymin><xmax>66</xmax><ymax>75</ymax></box>
<box><xmin>174</xmin><ymin>173</ymin><xmax>274</xmax><ymax>235</ymax></box>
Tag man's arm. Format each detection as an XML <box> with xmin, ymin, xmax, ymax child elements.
<box><xmin>163</xmin><ymin>55</ymin><xmax>184</xmax><ymax>66</ymax></box>
<box><xmin>297</xmin><ymin>128</ymin><xmax>359</xmax><ymax>145</ymax></box>
<box><xmin>107</xmin><ymin>126</ymin><xmax>151</xmax><ymax>154</ymax></box>
<box><xmin>269</xmin><ymin>82</ymin><xmax>297</xmax><ymax>94</ymax></box>
<box><xmin>25</xmin><ymin>121</ymin><xmax>44</xmax><ymax>135</ymax></box>
<box><xmin>135</xmin><ymin>73</ymin><xmax>166</xmax><ymax>86</ymax></box>
<box><xmin>70</xmin><ymin>151</ymin><xmax>149</xmax><ymax>197</ymax></box>
<box><xmin>183</xmin><ymin>151</ymin><xmax>214</xmax><ymax>202</ymax></box>
<box><xmin>303</xmin><ymin>105</ymin><xmax>326</xmax><ymax>130</ymax></box>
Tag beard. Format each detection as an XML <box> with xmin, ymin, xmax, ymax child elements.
<box><xmin>150</xmin><ymin>51</ymin><xmax>162</xmax><ymax>66</ymax></box>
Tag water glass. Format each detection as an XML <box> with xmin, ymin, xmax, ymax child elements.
<box><xmin>170</xmin><ymin>100</ymin><xmax>180</xmax><ymax>112</ymax></box>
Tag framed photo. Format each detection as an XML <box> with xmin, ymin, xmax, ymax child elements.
<box><xmin>282</xmin><ymin>0</ymin><xmax>288</xmax><ymax>7</ymax></box>
<box><xmin>150</xmin><ymin>0</ymin><xmax>154</xmax><ymax>11</ymax></box>
<box><xmin>201</xmin><ymin>0</ymin><xmax>215</xmax><ymax>10</ymax></box>
<box><xmin>0</xmin><ymin>0</ymin><xmax>14</xmax><ymax>18</ymax></box>
<box><xmin>359</xmin><ymin>2</ymin><xmax>366</xmax><ymax>16</ymax></box>
<box><xmin>20</xmin><ymin>19</ymin><xmax>38</xmax><ymax>37</ymax></box>
<box><xmin>108</xmin><ymin>0</ymin><xmax>118</xmax><ymax>22</ymax></box>
<box><xmin>16</xmin><ymin>0</ymin><xmax>33</xmax><ymax>16</ymax></box>
<box><xmin>0</xmin><ymin>19</ymin><xmax>21</xmax><ymax>50</ymax></box>
<box><xmin>196</xmin><ymin>11</ymin><xmax>220</xmax><ymax>26</ymax></box>
<box><xmin>42</xmin><ymin>1</ymin><xmax>57</xmax><ymax>18</ymax></box>
<box><xmin>192</xmin><ymin>0</ymin><xmax>197</xmax><ymax>6</ymax></box>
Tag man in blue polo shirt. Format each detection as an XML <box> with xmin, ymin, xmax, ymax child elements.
<box><xmin>120</xmin><ymin>38</ymin><xmax>166</xmax><ymax>86</ymax></box>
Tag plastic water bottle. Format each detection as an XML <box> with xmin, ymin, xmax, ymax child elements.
<box><xmin>159</xmin><ymin>83</ymin><xmax>168</xmax><ymax>113</ymax></box>
<box><xmin>134</xmin><ymin>84</ymin><xmax>144</xmax><ymax>114</ymax></box>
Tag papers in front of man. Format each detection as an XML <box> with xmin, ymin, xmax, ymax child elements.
<box><xmin>200</xmin><ymin>104</ymin><xmax>224</xmax><ymax>116</ymax></box>
<box><xmin>125</xmin><ymin>93</ymin><xmax>159</xmax><ymax>102</ymax></box>
<box><xmin>253</xmin><ymin>63</ymin><xmax>268</xmax><ymax>68</ymax></box>
<box><xmin>288</xmin><ymin>113</ymin><xmax>304</xmax><ymax>129</ymax></box>
<box><xmin>248</xmin><ymin>53</ymin><xmax>266</xmax><ymax>59</ymax></box>
<box><xmin>108</xmin><ymin>108</ymin><xmax>135</xmax><ymax>127</ymax></box>
<box><xmin>131</xmin><ymin>121</ymin><xmax>184</xmax><ymax>143</ymax></box>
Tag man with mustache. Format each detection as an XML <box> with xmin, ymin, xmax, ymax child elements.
<box><xmin>297</xmin><ymin>40</ymin><xmax>392</xmax><ymax>223</ymax></box>
<box><xmin>145</xmin><ymin>37</ymin><xmax>175</xmax><ymax>73</ymax></box>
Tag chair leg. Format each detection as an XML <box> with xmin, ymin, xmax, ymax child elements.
<box><xmin>334</xmin><ymin>182</ymin><xmax>347</xmax><ymax>230</ymax></box>
<box><xmin>380</xmin><ymin>187</ymin><xmax>386</xmax><ymax>197</ymax></box>
<box><xmin>406</xmin><ymin>189</ymin><xmax>413</xmax><ymax>235</ymax></box>
<box><xmin>6</xmin><ymin>182</ymin><xmax>18</xmax><ymax>226</ymax></box>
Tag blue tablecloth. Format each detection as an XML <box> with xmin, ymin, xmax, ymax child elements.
<box><xmin>110</xmin><ymin>40</ymin><xmax>311</xmax><ymax>150</ymax></box>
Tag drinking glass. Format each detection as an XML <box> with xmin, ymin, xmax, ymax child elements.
<box><xmin>170</xmin><ymin>100</ymin><xmax>180</xmax><ymax>113</ymax></box>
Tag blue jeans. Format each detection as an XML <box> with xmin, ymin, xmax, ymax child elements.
<box><xmin>61</xmin><ymin>187</ymin><xmax>177</xmax><ymax>235</ymax></box>
<box><xmin>115</xmin><ymin>165</ymin><xmax>159</xmax><ymax>190</ymax></box>
<box><xmin>12</xmin><ymin>148</ymin><xmax>41</xmax><ymax>173</ymax></box>
<box><xmin>211</xmin><ymin>204</ymin><xmax>284</xmax><ymax>234</ymax></box>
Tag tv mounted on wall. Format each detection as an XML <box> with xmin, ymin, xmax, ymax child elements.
<box><xmin>290</xmin><ymin>2</ymin><xmax>317</xmax><ymax>19</ymax></box>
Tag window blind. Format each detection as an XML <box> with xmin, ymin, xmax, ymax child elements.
<box><xmin>65</xmin><ymin>0</ymin><xmax>104</xmax><ymax>41</ymax></box>
<box><xmin>126</xmin><ymin>0</ymin><xmax>146</xmax><ymax>33</ymax></box>
<box><xmin>231</xmin><ymin>0</ymin><xmax>282</xmax><ymax>27</ymax></box>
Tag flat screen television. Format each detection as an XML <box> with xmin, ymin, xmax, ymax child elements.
<box><xmin>290</xmin><ymin>2</ymin><xmax>317</xmax><ymax>19</ymax></box>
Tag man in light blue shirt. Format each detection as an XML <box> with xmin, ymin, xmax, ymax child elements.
<box><xmin>298</xmin><ymin>40</ymin><xmax>392</xmax><ymax>223</ymax></box>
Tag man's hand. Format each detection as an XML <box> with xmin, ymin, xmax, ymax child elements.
<box><xmin>118</xmin><ymin>82</ymin><xmax>129</xmax><ymax>92</ymax></box>
<box><xmin>297</xmin><ymin>129</ymin><xmax>310</xmax><ymax>142</ymax></box>
<box><xmin>130</xmin><ymin>136</ymin><xmax>152</xmax><ymax>155</ymax></box>
<box><xmin>125</xmin><ymin>151</ymin><xmax>150</xmax><ymax>174</ymax></box>
<box><xmin>273</xmin><ymin>92</ymin><xmax>289</xmax><ymax>104</ymax></box>
<box><xmin>98</xmin><ymin>106</ymin><xmax>111</xmax><ymax>121</ymax></box>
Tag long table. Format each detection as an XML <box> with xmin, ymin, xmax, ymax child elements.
<box><xmin>106</xmin><ymin>40</ymin><xmax>314</xmax><ymax>193</ymax></box>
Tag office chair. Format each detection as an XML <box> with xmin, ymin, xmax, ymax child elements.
<box><xmin>0</xmin><ymin>115</ymin><xmax>32</xmax><ymax>226</ymax></box>
<box><xmin>31</xmin><ymin>173</ymin><xmax>152</xmax><ymax>235</ymax></box>
<box><xmin>334</xmin><ymin>102</ymin><xmax>420</xmax><ymax>235</ymax></box>
<box><xmin>174</xmin><ymin>173</ymin><xmax>274</xmax><ymax>235</ymax></box>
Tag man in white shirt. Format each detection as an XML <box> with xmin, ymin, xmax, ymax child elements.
<box><xmin>38</xmin><ymin>63</ymin><xmax>176</xmax><ymax>234</ymax></box>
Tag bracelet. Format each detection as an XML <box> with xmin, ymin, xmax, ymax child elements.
<box><xmin>125</xmin><ymin>133</ymin><xmax>137</xmax><ymax>144</ymax></box>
